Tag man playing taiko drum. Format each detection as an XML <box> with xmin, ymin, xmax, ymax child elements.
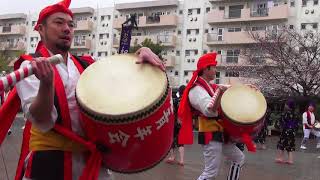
<box><xmin>0</xmin><ymin>0</ymin><xmax>164</xmax><ymax>180</ymax></box>
<box><xmin>178</xmin><ymin>53</ymin><xmax>245</xmax><ymax>180</ymax></box>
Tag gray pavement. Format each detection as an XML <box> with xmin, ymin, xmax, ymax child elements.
<box><xmin>1</xmin><ymin>114</ymin><xmax>320</xmax><ymax>180</ymax></box>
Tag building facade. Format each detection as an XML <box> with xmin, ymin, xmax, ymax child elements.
<box><xmin>0</xmin><ymin>0</ymin><xmax>319</xmax><ymax>89</ymax></box>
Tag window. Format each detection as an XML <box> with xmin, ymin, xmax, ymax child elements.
<box><xmin>195</xmin><ymin>29</ymin><xmax>199</xmax><ymax>34</ymax></box>
<box><xmin>179</xmin><ymin>10</ymin><xmax>183</xmax><ymax>14</ymax></box>
<box><xmin>98</xmin><ymin>52</ymin><xmax>102</xmax><ymax>57</ymax></box>
<box><xmin>219</xmin><ymin>6</ymin><xmax>225</xmax><ymax>10</ymax></box>
<box><xmin>175</xmin><ymin>71</ymin><xmax>179</xmax><ymax>76</ymax></box>
<box><xmin>185</xmin><ymin>50</ymin><xmax>190</xmax><ymax>56</ymax></box>
<box><xmin>206</xmin><ymin>7</ymin><xmax>210</xmax><ymax>13</ymax></box>
<box><xmin>187</xmin><ymin>29</ymin><xmax>191</xmax><ymax>35</ymax></box>
<box><xmin>313</xmin><ymin>23</ymin><xmax>318</xmax><ymax>29</ymax></box>
<box><xmin>290</xmin><ymin>1</ymin><xmax>295</xmax><ymax>7</ymax></box>
<box><xmin>225</xmin><ymin>71</ymin><xmax>240</xmax><ymax>77</ymax></box>
<box><xmin>315</xmin><ymin>0</ymin><xmax>319</xmax><ymax>5</ymax></box>
<box><xmin>115</xmin><ymin>15</ymin><xmax>118</xmax><ymax>18</ymax></box>
<box><xmin>101</xmin><ymin>16</ymin><xmax>105</xmax><ymax>21</ymax></box>
<box><xmin>217</xmin><ymin>50</ymin><xmax>222</xmax><ymax>54</ymax></box>
<box><xmin>301</xmin><ymin>24</ymin><xmax>306</xmax><ymax>30</ymax></box>
<box><xmin>289</xmin><ymin>25</ymin><xmax>294</xmax><ymax>29</ymax></box>
<box><xmin>176</xmin><ymin>50</ymin><xmax>180</xmax><ymax>56</ymax></box>
<box><xmin>194</xmin><ymin>49</ymin><xmax>198</xmax><ymax>55</ymax></box>
<box><xmin>188</xmin><ymin>9</ymin><xmax>192</xmax><ymax>15</ymax></box>
<box><xmin>228</xmin><ymin>27</ymin><xmax>241</xmax><ymax>32</ymax></box>
<box><xmin>197</xmin><ymin>8</ymin><xmax>201</xmax><ymax>14</ymax></box>
<box><xmin>302</xmin><ymin>0</ymin><xmax>307</xmax><ymax>6</ymax></box>
<box><xmin>205</xmin><ymin>29</ymin><xmax>208</xmax><ymax>33</ymax></box>
<box><xmin>203</xmin><ymin>50</ymin><xmax>208</xmax><ymax>54</ymax></box>
<box><xmin>251</xmin><ymin>26</ymin><xmax>266</xmax><ymax>31</ymax></box>
<box><xmin>178</xmin><ymin>30</ymin><xmax>181</xmax><ymax>35</ymax></box>
<box><xmin>99</xmin><ymin>34</ymin><xmax>104</xmax><ymax>39</ymax></box>
<box><xmin>184</xmin><ymin>71</ymin><xmax>188</xmax><ymax>76</ymax></box>
<box><xmin>226</xmin><ymin>49</ymin><xmax>240</xmax><ymax>63</ymax></box>
<box><xmin>32</xmin><ymin>21</ymin><xmax>36</xmax><ymax>26</ymax></box>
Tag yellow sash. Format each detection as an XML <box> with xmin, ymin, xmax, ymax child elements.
<box><xmin>198</xmin><ymin>116</ymin><xmax>223</xmax><ymax>132</ymax></box>
<box><xmin>29</xmin><ymin>126</ymin><xmax>86</xmax><ymax>152</ymax></box>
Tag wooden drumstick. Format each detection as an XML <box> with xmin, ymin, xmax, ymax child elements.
<box><xmin>208</xmin><ymin>87</ymin><xmax>222</xmax><ymax>110</ymax></box>
<box><xmin>0</xmin><ymin>54</ymin><xmax>64</xmax><ymax>92</ymax></box>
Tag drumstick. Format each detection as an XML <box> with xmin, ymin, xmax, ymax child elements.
<box><xmin>0</xmin><ymin>54</ymin><xmax>64</xmax><ymax>93</ymax></box>
<box><xmin>208</xmin><ymin>87</ymin><xmax>222</xmax><ymax>110</ymax></box>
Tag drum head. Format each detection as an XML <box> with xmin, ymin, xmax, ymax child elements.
<box><xmin>221</xmin><ymin>84</ymin><xmax>267</xmax><ymax>125</ymax></box>
<box><xmin>76</xmin><ymin>54</ymin><xmax>167</xmax><ymax>122</ymax></box>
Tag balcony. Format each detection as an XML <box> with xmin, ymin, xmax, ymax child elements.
<box><xmin>74</xmin><ymin>20</ymin><xmax>93</xmax><ymax>32</ymax></box>
<box><xmin>71</xmin><ymin>39</ymin><xmax>91</xmax><ymax>50</ymax></box>
<box><xmin>0</xmin><ymin>41</ymin><xmax>26</xmax><ymax>51</ymax></box>
<box><xmin>115</xmin><ymin>0</ymin><xmax>179</xmax><ymax>10</ymax></box>
<box><xmin>113</xmin><ymin>15</ymin><xmax>178</xmax><ymax>29</ymax></box>
<box><xmin>163</xmin><ymin>55</ymin><xmax>175</xmax><ymax>68</ymax></box>
<box><xmin>216</xmin><ymin>54</ymin><xmax>247</xmax><ymax>67</ymax></box>
<box><xmin>131</xmin><ymin>34</ymin><xmax>177</xmax><ymax>47</ymax></box>
<box><xmin>0</xmin><ymin>25</ymin><xmax>26</xmax><ymax>36</ymax></box>
<box><xmin>141</xmin><ymin>15</ymin><xmax>178</xmax><ymax>27</ymax></box>
<box><xmin>207</xmin><ymin>4</ymin><xmax>288</xmax><ymax>24</ymax></box>
<box><xmin>205</xmin><ymin>31</ymin><xmax>265</xmax><ymax>45</ymax></box>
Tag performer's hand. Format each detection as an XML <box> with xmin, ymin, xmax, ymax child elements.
<box><xmin>218</xmin><ymin>84</ymin><xmax>230</xmax><ymax>92</ymax></box>
<box><xmin>31</xmin><ymin>57</ymin><xmax>54</xmax><ymax>86</ymax></box>
<box><xmin>135</xmin><ymin>47</ymin><xmax>165</xmax><ymax>71</ymax></box>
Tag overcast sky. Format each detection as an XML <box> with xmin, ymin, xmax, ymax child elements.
<box><xmin>0</xmin><ymin>0</ymin><xmax>152</xmax><ymax>14</ymax></box>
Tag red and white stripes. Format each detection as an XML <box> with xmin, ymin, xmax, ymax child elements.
<box><xmin>208</xmin><ymin>87</ymin><xmax>222</xmax><ymax>110</ymax></box>
<box><xmin>0</xmin><ymin>54</ymin><xmax>63</xmax><ymax>93</ymax></box>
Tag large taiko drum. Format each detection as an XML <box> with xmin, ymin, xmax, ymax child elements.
<box><xmin>220</xmin><ymin>84</ymin><xmax>267</xmax><ymax>151</ymax></box>
<box><xmin>75</xmin><ymin>54</ymin><xmax>174</xmax><ymax>173</ymax></box>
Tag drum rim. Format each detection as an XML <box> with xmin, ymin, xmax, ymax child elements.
<box><xmin>222</xmin><ymin>110</ymin><xmax>266</xmax><ymax>125</ymax></box>
<box><xmin>76</xmin><ymin>78</ymin><xmax>170</xmax><ymax>124</ymax></box>
<box><xmin>101</xmin><ymin>139</ymin><xmax>172</xmax><ymax>173</ymax></box>
<box><xmin>220</xmin><ymin>84</ymin><xmax>267</xmax><ymax>125</ymax></box>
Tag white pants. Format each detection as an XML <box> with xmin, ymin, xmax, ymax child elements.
<box><xmin>303</xmin><ymin>129</ymin><xmax>320</xmax><ymax>138</ymax></box>
<box><xmin>197</xmin><ymin>141</ymin><xmax>245</xmax><ymax>180</ymax></box>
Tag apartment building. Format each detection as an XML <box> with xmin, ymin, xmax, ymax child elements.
<box><xmin>113</xmin><ymin>0</ymin><xmax>182</xmax><ymax>88</ymax></box>
<box><xmin>0</xmin><ymin>0</ymin><xmax>319</xmax><ymax>89</ymax></box>
<box><xmin>204</xmin><ymin>0</ymin><xmax>289</xmax><ymax>85</ymax></box>
<box><xmin>0</xmin><ymin>13</ymin><xmax>28</xmax><ymax>62</ymax></box>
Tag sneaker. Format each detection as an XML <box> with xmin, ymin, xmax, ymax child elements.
<box><xmin>316</xmin><ymin>144</ymin><xmax>320</xmax><ymax>149</ymax></box>
<box><xmin>300</xmin><ymin>145</ymin><xmax>307</xmax><ymax>150</ymax></box>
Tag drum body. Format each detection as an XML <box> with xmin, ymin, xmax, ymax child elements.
<box><xmin>76</xmin><ymin>55</ymin><xmax>174</xmax><ymax>173</ymax></box>
<box><xmin>314</xmin><ymin>122</ymin><xmax>320</xmax><ymax>131</ymax></box>
<box><xmin>220</xmin><ymin>85</ymin><xmax>267</xmax><ymax>151</ymax></box>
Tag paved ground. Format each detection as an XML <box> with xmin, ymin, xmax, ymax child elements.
<box><xmin>1</xmin><ymin>114</ymin><xmax>320</xmax><ymax>180</ymax></box>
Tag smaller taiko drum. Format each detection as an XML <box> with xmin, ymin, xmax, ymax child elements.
<box><xmin>76</xmin><ymin>54</ymin><xmax>174</xmax><ymax>173</ymax></box>
<box><xmin>220</xmin><ymin>85</ymin><xmax>267</xmax><ymax>151</ymax></box>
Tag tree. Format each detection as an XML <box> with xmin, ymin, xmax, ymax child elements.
<box><xmin>129</xmin><ymin>38</ymin><xmax>164</xmax><ymax>60</ymax></box>
<box><xmin>234</xmin><ymin>27</ymin><xmax>320</xmax><ymax>98</ymax></box>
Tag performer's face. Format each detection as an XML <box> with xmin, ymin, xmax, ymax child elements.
<box><xmin>204</xmin><ymin>66</ymin><xmax>216</xmax><ymax>80</ymax></box>
<box><xmin>308</xmin><ymin>105</ymin><xmax>314</xmax><ymax>112</ymax></box>
<box><xmin>38</xmin><ymin>12</ymin><xmax>74</xmax><ymax>52</ymax></box>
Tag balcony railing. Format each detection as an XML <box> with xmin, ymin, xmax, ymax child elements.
<box><xmin>146</xmin><ymin>15</ymin><xmax>161</xmax><ymax>24</ymax></box>
<box><xmin>2</xmin><ymin>26</ymin><xmax>11</xmax><ymax>33</ymax></box>
<box><xmin>207</xmin><ymin>4</ymin><xmax>288</xmax><ymax>24</ymax></box>
<box><xmin>227</xmin><ymin>9</ymin><xmax>241</xmax><ymax>19</ymax></box>
<box><xmin>250</xmin><ymin>8</ymin><xmax>269</xmax><ymax>17</ymax></box>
